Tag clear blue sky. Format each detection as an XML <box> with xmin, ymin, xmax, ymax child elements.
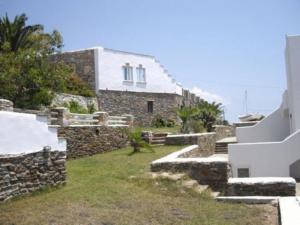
<box><xmin>2</xmin><ymin>0</ymin><xmax>300</xmax><ymax>122</ymax></box>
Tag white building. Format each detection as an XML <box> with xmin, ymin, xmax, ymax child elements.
<box><xmin>54</xmin><ymin>46</ymin><xmax>200</xmax><ymax>125</ymax></box>
<box><xmin>229</xmin><ymin>35</ymin><xmax>300</xmax><ymax>179</ymax></box>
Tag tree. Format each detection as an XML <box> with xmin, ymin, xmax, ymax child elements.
<box><xmin>0</xmin><ymin>13</ymin><xmax>43</xmax><ymax>52</ymax></box>
<box><xmin>0</xmin><ymin>13</ymin><xmax>94</xmax><ymax>109</ymax></box>
<box><xmin>177</xmin><ymin>107</ymin><xmax>199</xmax><ymax>133</ymax></box>
<box><xmin>128</xmin><ymin>128</ymin><xmax>153</xmax><ymax>154</ymax></box>
<box><xmin>195</xmin><ymin>101</ymin><xmax>223</xmax><ymax>132</ymax></box>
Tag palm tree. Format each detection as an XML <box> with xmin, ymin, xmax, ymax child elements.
<box><xmin>0</xmin><ymin>13</ymin><xmax>43</xmax><ymax>52</ymax></box>
<box><xmin>177</xmin><ymin>107</ymin><xmax>199</xmax><ymax>133</ymax></box>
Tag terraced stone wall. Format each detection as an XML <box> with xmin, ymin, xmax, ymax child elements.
<box><xmin>0</xmin><ymin>149</ymin><xmax>66</xmax><ymax>202</ymax></box>
<box><xmin>58</xmin><ymin>125</ymin><xmax>128</xmax><ymax>159</ymax></box>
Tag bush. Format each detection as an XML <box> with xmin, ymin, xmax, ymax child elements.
<box><xmin>166</xmin><ymin>119</ymin><xmax>175</xmax><ymax>127</ymax></box>
<box><xmin>188</xmin><ymin>119</ymin><xmax>205</xmax><ymax>133</ymax></box>
<box><xmin>64</xmin><ymin>74</ymin><xmax>95</xmax><ymax>97</ymax></box>
<box><xmin>151</xmin><ymin>114</ymin><xmax>166</xmax><ymax>127</ymax></box>
<box><xmin>64</xmin><ymin>100</ymin><xmax>88</xmax><ymax>114</ymax></box>
<box><xmin>87</xmin><ymin>103</ymin><xmax>97</xmax><ymax>114</ymax></box>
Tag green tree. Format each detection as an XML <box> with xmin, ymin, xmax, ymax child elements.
<box><xmin>177</xmin><ymin>107</ymin><xmax>199</xmax><ymax>133</ymax></box>
<box><xmin>0</xmin><ymin>13</ymin><xmax>43</xmax><ymax>52</ymax></box>
<box><xmin>0</xmin><ymin>13</ymin><xmax>94</xmax><ymax>109</ymax></box>
<box><xmin>128</xmin><ymin>128</ymin><xmax>153</xmax><ymax>154</ymax></box>
<box><xmin>195</xmin><ymin>101</ymin><xmax>223</xmax><ymax>132</ymax></box>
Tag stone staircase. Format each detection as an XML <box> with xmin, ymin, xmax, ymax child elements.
<box><xmin>215</xmin><ymin>137</ymin><xmax>237</xmax><ymax>154</ymax></box>
<box><xmin>150</xmin><ymin>133</ymin><xmax>168</xmax><ymax>146</ymax></box>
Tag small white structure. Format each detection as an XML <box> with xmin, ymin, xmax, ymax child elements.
<box><xmin>229</xmin><ymin>35</ymin><xmax>300</xmax><ymax>178</ymax></box>
<box><xmin>0</xmin><ymin>110</ymin><xmax>66</xmax><ymax>155</ymax></box>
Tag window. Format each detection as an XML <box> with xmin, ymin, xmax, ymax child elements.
<box><xmin>237</xmin><ymin>168</ymin><xmax>249</xmax><ymax>177</ymax></box>
<box><xmin>136</xmin><ymin>65</ymin><xmax>146</xmax><ymax>82</ymax></box>
<box><xmin>147</xmin><ymin>101</ymin><xmax>153</xmax><ymax>113</ymax></box>
<box><xmin>123</xmin><ymin>63</ymin><xmax>133</xmax><ymax>81</ymax></box>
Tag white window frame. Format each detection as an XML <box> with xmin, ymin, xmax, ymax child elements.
<box><xmin>123</xmin><ymin>63</ymin><xmax>133</xmax><ymax>81</ymax></box>
<box><xmin>136</xmin><ymin>65</ymin><xmax>146</xmax><ymax>83</ymax></box>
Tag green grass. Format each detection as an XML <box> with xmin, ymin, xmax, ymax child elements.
<box><xmin>0</xmin><ymin>146</ymin><xmax>274</xmax><ymax>225</ymax></box>
<box><xmin>141</xmin><ymin>125</ymin><xmax>181</xmax><ymax>134</ymax></box>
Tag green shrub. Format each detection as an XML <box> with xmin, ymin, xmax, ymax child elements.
<box><xmin>166</xmin><ymin>119</ymin><xmax>175</xmax><ymax>127</ymax></box>
<box><xmin>127</xmin><ymin>128</ymin><xmax>153</xmax><ymax>154</ymax></box>
<box><xmin>151</xmin><ymin>114</ymin><xmax>166</xmax><ymax>127</ymax></box>
<box><xmin>87</xmin><ymin>103</ymin><xmax>96</xmax><ymax>114</ymax></box>
<box><xmin>64</xmin><ymin>100</ymin><xmax>88</xmax><ymax>114</ymax></box>
<box><xmin>188</xmin><ymin>119</ymin><xmax>205</xmax><ymax>133</ymax></box>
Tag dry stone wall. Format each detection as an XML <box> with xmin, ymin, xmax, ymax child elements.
<box><xmin>51</xmin><ymin>49</ymin><xmax>96</xmax><ymax>90</ymax></box>
<box><xmin>214</xmin><ymin>125</ymin><xmax>236</xmax><ymax>140</ymax></box>
<box><xmin>0</xmin><ymin>149</ymin><xmax>66</xmax><ymax>202</ymax></box>
<box><xmin>97</xmin><ymin>90</ymin><xmax>182</xmax><ymax>126</ymax></box>
<box><xmin>174</xmin><ymin>133</ymin><xmax>216</xmax><ymax>157</ymax></box>
<box><xmin>58</xmin><ymin>126</ymin><xmax>128</xmax><ymax>159</ymax></box>
<box><xmin>226</xmin><ymin>178</ymin><xmax>296</xmax><ymax>196</ymax></box>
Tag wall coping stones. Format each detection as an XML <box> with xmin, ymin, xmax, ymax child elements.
<box><xmin>228</xmin><ymin>177</ymin><xmax>296</xmax><ymax>185</ymax></box>
<box><xmin>151</xmin><ymin>145</ymin><xmax>227</xmax><ymax>166</ymax></box>
<box><xmin>167</xmin><ymin>132</ymin><xmax>214</xmax><ymax>138</ymax></box>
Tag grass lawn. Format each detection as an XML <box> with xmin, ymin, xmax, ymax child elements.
<box><xmin>141</xmin><ymin>125</ymin><xmax>181</xmax><ymax>134</ymax></box>
<box><xmin>0</xmin><ymin>146</ymin><xmax>277</xmax><ymax>225</ymax></box>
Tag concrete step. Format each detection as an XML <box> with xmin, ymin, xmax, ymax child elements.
<box><xmin>279</xmin><ymin>197</ymin><xmax>300</xmax><ymax>225</ymax></box>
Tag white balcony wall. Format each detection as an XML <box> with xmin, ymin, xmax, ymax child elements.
<box><xmin>0</xmin><ymin>111</ymin><xmax>66</xmax><ymax>155</ymax></box>
<box><xmin>229</xmin><ymin>130</ymin><xmax>300</xmax><ymax>178</ymax></box>
<box><xmin>236</xmin><ymin>91</ymin><xmax>290</xmax><ymax>143</ymax></box>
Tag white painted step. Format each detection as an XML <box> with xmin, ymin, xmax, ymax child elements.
<box><xmin>279</xmin><ymin>197</ymin><xmax>300</xmax><ymax>225</ymax></box>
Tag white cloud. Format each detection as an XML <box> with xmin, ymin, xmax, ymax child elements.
<box><xmin>190</xmin><ymin>86</ymin><xmax>225</xmax><ymax>104</ymax></box>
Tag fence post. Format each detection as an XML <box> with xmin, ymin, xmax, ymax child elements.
<box><xmin>51</xmin><ymin>107</ymin><xmax>68</xmax><ymax>126</ymax></box>
<box><xmin>122</xmin><ymin>114</ymin><xmax>134</xmax><ymax>127</ymax></box>
<box><xmin>93</xmin><ymin>111</ymin><xmax>109</xmax><ymax>126</ymax></box>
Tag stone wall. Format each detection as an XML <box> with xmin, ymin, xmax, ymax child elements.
<box><xmin>97</xmin><ymin>90</ymin><xmax>182</xmax><ymax>126</ymax></box>
<box><xmin>0</xmin><ymin>149</ymin><xmax>66</xmax><ymax>202</ymax></box>
<box><xmin>214</xmin><ymin>125</ymin><xmax>236</xmax><ymax>140</ymax></box>
<box><xmin>51</xmin><ymin>49</ymin><xmax>96</xmax><ymax>90</ymax></box>
<box><xmin>226</xmin><ymin>178</ymin><xmax>296</xmax><ymax>196</ymax></box>
<box><xmin>0</xmin><ymin>99</ymin><xmax>13</xmax><ymax>111</ymax></box>
<box><xmin>52</xmin><ymin>93</ymin><xmax>99</xmax><ymax>111</ymax></box>
<box><xmin>151</xmin><ymin>145</ymin><xmax>228</xmax><ymax>190</ymax></box>
<box><xmin>58</xmin><ymin>125</ymin><xmax>128</xmax><ymax>159</ymax></box>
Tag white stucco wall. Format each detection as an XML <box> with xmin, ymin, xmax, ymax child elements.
<box><xmin>95</xmin><ymin>47</ymin><xmax>182</xmax><ymax>95</ymax></box>
<box><xmin>229</xmin><ymin>130</ymin><xmax>300</xmax><ymax>177</ymax></box>
<box><xmin>236</xmin><ymin>91</ymin><xmax>290</xmax><ymax>143</ymax></box>
<box><xmin>286</xmin><ymin>35</ymin><xmax>300</xmax><ymax>133</ymax></box>
<box><xmin>0</xmin><ymin>111</ymin><xmax>66</xmax><ymax>155</ymax></box>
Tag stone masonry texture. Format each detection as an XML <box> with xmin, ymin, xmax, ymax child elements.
<box><xmin>58</xmin><ymin>125</ymin><xmax>128</xmax><ymax>159</ymax></box>
<box><xmin>226</xmin><ymin>181</ymin><xmax>296</xmax><ymax>196</ymax></box>
<box><xmin>0</xmin><ymin>149</ymin><xmax>66</xmax><ymax>202</ymax></box>
<box><xmin>97</xmin><ymin>90</ymin><xmax>183</xmax><ymax>126</ymax></box>
<box><xmin>51</xmin><ymin>49</ymin><xmax>96</xmax><ymax>90</ymax></box>
<box><xmin>151</xmin><ymin>161</ymin><xmax>228</xmax><ymax>190</ymax></box>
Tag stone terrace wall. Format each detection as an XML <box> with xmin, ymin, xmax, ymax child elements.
<box><xmin>0</xmin><ymin>149</ymin><xmax>66</xmax><ymax>202</ymax></box>
<box><xmin>151</xmin><ymin>145</ymin><xmax>228</xmax><ymax>190</ymax></box>
<box><xmin>151</xmin><ymin>159</ymin><xmax>228</xmax><ymax>190</ymax></box>
<box><xmin>98</xmin><ymin>90</ymin><xmax>182</xmax><ymax>126</ymax></box>
<box><xmin>226</xmin><ymin>178</ymin><xmax>296</xmax><ymax>196</ymax></box>
<box><xmin>166</xmin><ymin>132</ymin><xmax>216</xmax><ymax>157</ymax></box>
<box><xmin>214</xmin><ymin>125</ymin><xmax>236</xmax><ymax>140</ymax></box>
<box><xmin>58</xmin><ymin>125</ymin><xmax>128</xmax><ymax>159</ymax></box>
<box><xmin>51</xmin><ymin>49</ymin><xmax>96</xmax><ymax>90</ymax></box>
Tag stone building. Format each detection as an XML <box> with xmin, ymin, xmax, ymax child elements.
<box><xmin>52</xmin><ymin>47</ymin><xmax>200</xmax><ymax>125</ymax></box>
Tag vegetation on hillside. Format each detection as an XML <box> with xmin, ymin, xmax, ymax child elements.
<box><xmin>177</xmin><ymin>100</ymin><xmax>225</xmax><ymax>133</ymax></box>
<box><xmin>0</xmin><ymin>13</ymin><xmax>94</xmax><ymax>109</ymax></box>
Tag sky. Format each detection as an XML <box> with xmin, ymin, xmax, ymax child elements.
<box><xmin>1</xmin><ymin>0</ymin><xmax>300</xmax><ymax>122</ymax></box>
